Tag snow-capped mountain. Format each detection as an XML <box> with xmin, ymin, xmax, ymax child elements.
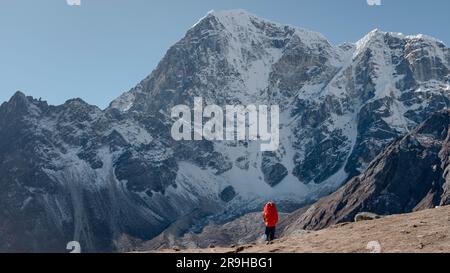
<box><xmin>1</xmin><ymin>10</ymin><xmax>449</xmax><ymax>252</ymax></box>
<box><xmin>284</xmin><ymin>109</ymin><xmax>450</xmax><ymax>232</ymax></box>
<box><xmin>136</xmin><ymin>110</ymin><xmax>450</xmax><ymax>251</ymax></box>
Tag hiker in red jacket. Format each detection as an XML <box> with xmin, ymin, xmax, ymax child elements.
<box><xmin>263</xmin><ymin>201</ymin><xmax>278</xmax><ymax>244</ymax></box>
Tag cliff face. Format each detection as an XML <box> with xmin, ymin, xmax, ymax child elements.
<box><xmin>285</xmin><ymin>110</ymin><xmax>450</xmax><ymax>231</ymax></box>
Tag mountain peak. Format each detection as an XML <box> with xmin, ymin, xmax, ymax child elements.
<box><xmin>9</xmin><ymin>90</ymin><xmax>27</xmax><ymax>102</ymax></box>
<box><xmin>207</xmin><ymin>9</ymin><xmax>251</xmax><ymax>18</ymax></box>
<box><xmin>6</xmin><ymin>91</ymin><xmax>31</xmax><ymax>109</ymax></box>
<box><xmin>356</xmin><ymin>28</ymin><xmax>386</xmax><ymax>48</ymax></box>
<box><xmin>193</xmin><ymin>9</ymin><xmax>263</xmax><ymax>32</ymax></box>
<box><xmin>0</xmin><ymin>91</ymin><xmax>36</xmax><ymax>117</ymax></box>
<box><xmin>357</xmin><ymin>28</ymin><xmax>446</xmax><ymax>48</ymax></box>
<box><xmin>354</xmin><ymin>28</ymin><xmax>449</xmax><ymax>63</ymax></box>
<box><xmin>191</xmin><ymin>9</ymin><xmax>253</xmax><ymax>30</ymax></box>
<box><xmin>192</xmin><ymin>9</ymin><xmax>330</xmax><ymax>47</ymax></box>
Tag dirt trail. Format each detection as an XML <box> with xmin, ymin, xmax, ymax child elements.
<box><xmin>152</xmin><ymin>206</ymin><xmax>450</xmax><ymax>253</ymax></box>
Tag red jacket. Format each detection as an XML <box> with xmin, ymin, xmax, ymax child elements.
<box><xmin>264</xmin><ymin>202</ymin><xmax>279</xmax><ymax>227</ymax></box>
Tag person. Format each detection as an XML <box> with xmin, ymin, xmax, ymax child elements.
<box><xmin>263</xmin><ymin>201</ymin><xmax>278</xmax><ymax>244</ymax></box>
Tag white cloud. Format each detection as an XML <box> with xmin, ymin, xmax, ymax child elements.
<box><xmin>66</xmin><ymin>0</ymin><xmax>81</xmax><ymax>6</ymax></box>
<box><xmin>367</xmin><ymin>0</ymin><xmax>382</xmax><ymax>6</ymax></box>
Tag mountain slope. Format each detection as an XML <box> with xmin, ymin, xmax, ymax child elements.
<box><xmin>1</xmin><ymin>10</ymin><xmax>449</xmax><ymax>252</ymax></box>
<box><xmin>285</xmin><ymin>109</ymin><xmax>450</xmax><ymax>231</ymax></box>
<box><xmin>130</xmin><ymin>110</ymin><xmax>449</xmax><ymax>250</ymax></box>
<box><xmin>153</xmin><ymin>205</ymin><xmax>450</xmax><ymax>253</ymax></box>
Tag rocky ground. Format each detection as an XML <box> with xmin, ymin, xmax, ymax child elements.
<box><xmin>151</xmin><ymin>206</ymin><xmax>450</xmax><ymax>253</ymax></box>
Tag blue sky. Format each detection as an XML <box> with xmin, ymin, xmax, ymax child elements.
<box><xmin>1</xmin><ymin>0</ymin><xmax>449</xmax><ymax>108</ymax></box>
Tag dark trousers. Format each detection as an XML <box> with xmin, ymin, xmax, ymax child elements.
<box><xmin>265</xmin><ymin>226</ymin><xmax>276</xmax><ymax>241</ymax></box>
